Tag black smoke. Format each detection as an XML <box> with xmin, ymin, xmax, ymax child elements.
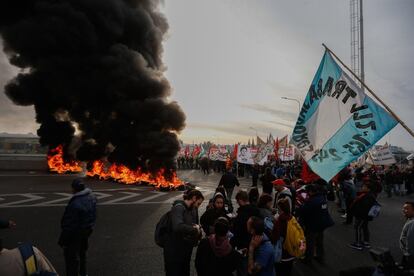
<box><xmin>0</xmin><ymin>0</ymin><xmax>186</xmax><ymax>172</ymax></box>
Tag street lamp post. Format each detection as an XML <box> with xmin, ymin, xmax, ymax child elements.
<box><xmin>281</xmin><ymin>97</ymin><xmax>301</xmax><ymax>115</ymax></box>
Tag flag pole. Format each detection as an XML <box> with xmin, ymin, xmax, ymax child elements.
<box><xmin>322</xmin><ymin>43</ymin><xmax>414</xmax><ymax>139</ymax></box>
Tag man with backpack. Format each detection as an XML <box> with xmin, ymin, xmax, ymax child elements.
<box><xmin>58</xmin><ymin>179</ymin><xmax>97</xmax><ymax>276</ymax></box>
<box><xmin>161</xmin><ymin>189</ymin><xmax>204</xmax><ymax>276</ymax></box>
<box><xmin>296</xmin><ymin>184</ymin><xmax>334</xmax><ymax>264</ymax></box>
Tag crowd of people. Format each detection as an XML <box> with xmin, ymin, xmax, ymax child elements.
<box><xmin>0</xmin><ymin>179</ymin><xmax>97</xmax><ymax>276</ymax></box>
<box><xmin>160</xmin><ymin>160</ymin><xmax>414</xmax><ymax>276</ymax></box>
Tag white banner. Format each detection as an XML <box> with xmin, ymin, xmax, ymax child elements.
<box><xmin>366</xmin><ymin>144</ymin><xmax>396</xmax><ymax>165</ymax></box>
<box><xmin>237</xmin><ymin>145</ymin><xmax>255</xmax><ymax>165</ymax></box>
<box><xmin>279</xmin><ymin>146</ymin><xmax>295</xmax><ymax>161</ymax></box>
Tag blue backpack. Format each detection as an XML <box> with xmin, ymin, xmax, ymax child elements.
<box><xmin>18</xmin><ymin>243</ymin><xmax>57</xmax><ymax>276</ymax></box>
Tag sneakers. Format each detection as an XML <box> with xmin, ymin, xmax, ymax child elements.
<box><xmin>348</xmin><ymin>243</ymin><xmax>363</xmax><ymax>250</ymax></box>
<box><xmin>362</xmin><ymin>242</ymin><xmax>371</xmax><ymax>249</ymax></box>
<box><xmin>341</xmin><ymin>213</ymin><xmax>347</xmax><ymax>219</ymax></box>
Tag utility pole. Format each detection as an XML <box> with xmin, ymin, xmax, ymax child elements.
<box><xmin>350</xmin><ymin>0</ymin><xmax>364</xmax><ymax>88</ymax></box>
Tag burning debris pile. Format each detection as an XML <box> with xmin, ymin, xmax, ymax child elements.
<box><xmin>0</xmin><ymin>0</ymin><xmax>186</xmax><ymax>188</ymax></box>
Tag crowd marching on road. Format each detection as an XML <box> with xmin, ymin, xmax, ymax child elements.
<box><xmin>1</xmin><ymin>160</ymin><xmax>414</xmax><ymax>276</ymax></box>
<box><xmin>157</xmin><ymin>159</ymin><xmax>414</xmax><ymax>276</ymax></box>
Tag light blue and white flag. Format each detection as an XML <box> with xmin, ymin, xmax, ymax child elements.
<box><xmin>291</xmin><ymin>51</ymin><xmax>397</xmax><ymax>181</ymax></box>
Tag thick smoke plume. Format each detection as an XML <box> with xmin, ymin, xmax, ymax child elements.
<box><xmin>0</xmin><ymin>0</ymin><xmax>186</xmax><ymax>172</ymax></box>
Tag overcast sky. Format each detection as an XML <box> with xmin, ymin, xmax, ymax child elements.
<box><xmin>1</xmin><ymin>0</ymin><xmax>413</xmax><ymax>150</ymax></box>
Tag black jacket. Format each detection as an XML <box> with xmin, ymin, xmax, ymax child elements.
<box><xmin>195</xmin><ymin>238</ymin><xmax>241</xmax><ymax>276</ymax></box>
<box><xmin>350</xmin><ymin>192</ymin><xmax>376</xmax><ymax>220</ymax></box>
<box><xmin>59</xmin><ymin>188</ymin><xmax>97</xmax><ymax>246</ymax></box>
<box><xmin>219</xmin><ymin>172</ymin><xmax>240</xmax><ymax>189</ymax></box>
<box><xmin>260</xmin><ymin>174</ymin><xmax>276</xmax><ymax>194</ymax></box>
<box><xmin>231</xmin><ymin>204</ymin><xmax>260</xmax><ymax>249</ymax></box>
<box><xmin>200</xmin><ymin>208</ymin><xmax>229</xmax><ymax>236</ymax></box>
<box><xmin>296</xmin><ymin>194</ymin><xmax>334</xmax><ymax>232</ymax></box>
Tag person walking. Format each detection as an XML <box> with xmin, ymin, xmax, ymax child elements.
<box><xmin>260</xmin><ymin>167</ymin><xmax>276</xmax><ymax>195</ymax></box>
<box><xmin>195</xmin><ymin>217</ymin><xmax>242</xmax><ymax>276</ymax></box>
<box><xmin>163</xmin><ymin>189</ymin><xmax>204</xmax><ymax>276</ymax></box>
<box><xmin>400</xmin><ymin>201</ymin><xmax>414</xmax><ymax>270</ymax></box>
<box><xmin>219</xmin><ymin>168</ymin><xmax>240</xmax><ymax>211</ymax></box>
<box><xmin>58</xmin><ymin>178</ymin><xmax>97</xmax><ymax>276</ymax></box>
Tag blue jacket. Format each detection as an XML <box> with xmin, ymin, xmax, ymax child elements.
<box><xmin>59</xmin><ymin>188</ymin><xmax>97</xmax><ymax>245</ymax></box>
<box><xmin>297</xmin><ymin>194</ymin><xmax>334</xmax><ymax>232</ymax></box>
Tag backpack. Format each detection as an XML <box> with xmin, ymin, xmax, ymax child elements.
<box><xmin>368</xmin><ymin>201</ymin><xmax>381</xmax><ymax>218</ymax></box>
<box><xmin>283</xmin><ymin>217</ymin><xmax>306</xmax><ymax>257</ymax></box>
<box><xmin>18</xmin><ymin>243</ymin><xmax>57</xmax><ymax>276</ymax></box>
<box><xmin>154</xmin><ymin>203</ymin><xmax>184</xmax><ymax>247</ymax></box>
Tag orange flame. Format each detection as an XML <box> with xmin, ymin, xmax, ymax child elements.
<box><xmin>47</xmin><ymin>145</ymin><xmax>183</xmax><ymax>189</ymax></box>
<box><xmin>47</xmin><ymin>145</ymin><xmax>82</xmax><ymax>173</ymax></box>
<box><xmin>86</xmin><ymin>160</ymin><xmax>183</xmax><ymax>189</ymax></box>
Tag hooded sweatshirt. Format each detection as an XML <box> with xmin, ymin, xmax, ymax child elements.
<box><xmin>195</xmin><ymin>235</ymin><xmax>241</xmax><ymax>276</ymax></box>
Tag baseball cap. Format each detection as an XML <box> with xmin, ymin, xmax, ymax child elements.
<box><xmin>272</xmin><ymin>179</ymin><xmax>285</xmax><ymax>186</ymax></box>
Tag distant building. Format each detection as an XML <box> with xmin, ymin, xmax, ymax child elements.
<box><xmin>389</xmin><ymin>145</ymin><xmax>411</xmax><ymax>164</ymax></box>
<box><xmin>0</xmin><ymin>132</ymin><xmax>47</xmax><ymax>154</ymax></box>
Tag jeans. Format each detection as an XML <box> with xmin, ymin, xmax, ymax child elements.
<box><xmin>305</xmin><ymin>230</ymin><xmax>324</xmax><ymax>259</ymax></box>
<box><xmin>354</xmin><ymin>218</ymin><xmax>369</xmax><ymax>244</ymax></box>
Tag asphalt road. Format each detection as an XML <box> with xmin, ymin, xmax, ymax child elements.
<box><xmin>0</xmin><ymin>169</ymin><xmax>412</xmax><ymax>276</ymax></box>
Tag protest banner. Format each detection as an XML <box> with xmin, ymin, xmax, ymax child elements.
<box><xmin>366</xmin><ymin>144</ymin><xmax>396</xmax><ymax>165</ymax></box>
<box><xmin>291</xmin><ymin>49</ymin><xmax>397</xmax><ymax>181</ymax></box>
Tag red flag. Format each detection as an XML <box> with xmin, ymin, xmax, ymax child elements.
<box><xmin>274</xmin><ymin>138</ymin><xmax>279</xmax><ymax>160</ymax></box>
<box><xmin>192</xmin><ymin>145</ymin><xmax>201</xmax><ymax>158</ymax></box>
<box><xmin>301</xmin><ymin>160</ymin><xmax>320</xmax><ymax>183</ymax></box>
<box><xmin>232</xmin><ymin>144</ymin><xmax>238</xmax><ymax>160</ymax></box>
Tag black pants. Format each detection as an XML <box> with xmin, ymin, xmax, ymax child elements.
<box><xmin>354</xmin><ymin>218</ymin><xmax>369</xmax><ymax>244</ymax></box>
<box><xmin>305</xmin><ymin>230</ymin><xmax>324</xmax><ymax>260</ymax></box>
<box><xmin>165</xmin><ymin>260</ymin><xmax>190</xmax><ymax>276</ymax></box>
<box><xmin>275</xmin><ymin>260</ymin><xmax>293</xmax><ymax>276</ymax></box>
<box><xmin>63</xmin><ymin>231</ymin><xmax>91</xmax><ymax>276</ymax></box>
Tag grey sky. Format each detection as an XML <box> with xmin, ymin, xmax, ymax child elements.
<box><xmin>1</xmin><ymin>0</ymin><xmax>413</xmax><ymax>149</ymax></box>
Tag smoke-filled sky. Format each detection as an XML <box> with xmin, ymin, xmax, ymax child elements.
<box><xmin>1</xmin><ymin>0</ymin><xmax>414</xmax><ymax>150</ymax></box>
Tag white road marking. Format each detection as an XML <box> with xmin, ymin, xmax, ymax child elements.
<box><xmin>30</xmin><ymin>193</ymin><xmax>73</xmax><ymax>206</ymax></box>
<box><xmin>0</xmin><ymin>194</ymin><xmax>44</xmax><ymax>206</ymax></box>
<box><xmin>101</xmin><ymin>192</ymin><xmax>141</xmax><ymax>204</ymax></box>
